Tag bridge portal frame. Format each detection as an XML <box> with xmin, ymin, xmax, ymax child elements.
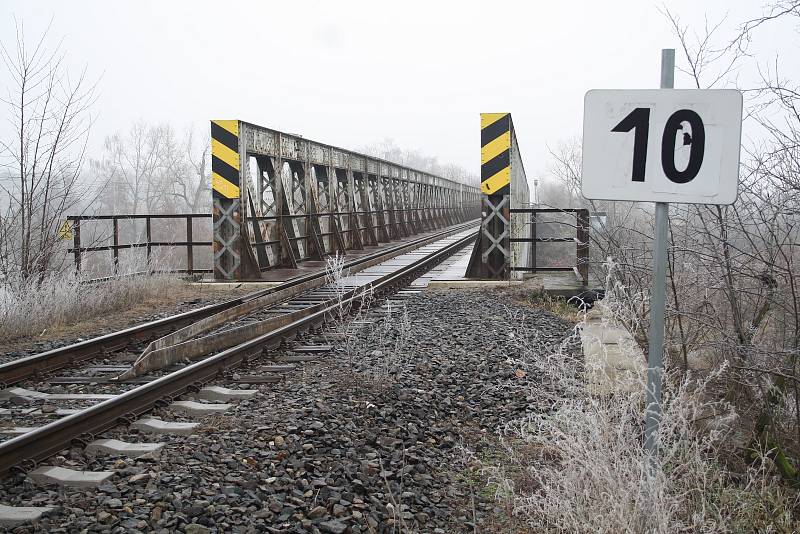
<box><xmin>466</xmin><ymin>113</ymin><xmax>532</xmax><ymax>280</ymax></box>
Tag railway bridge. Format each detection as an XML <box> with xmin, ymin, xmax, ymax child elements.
<box><xmin>208</xmin><ymin>119</ymin><xmax>482</xmax><ymax>280</ymax></box>
<box><xmin>208</xmin><ymin>116</ymin><xmax>590</xmax><ymax>286</ymax></box>
<box><xmin>66</xmin><ymin>116</ymin><xmax>591</xmax><ymax>288</ymax></box>
<box><xmin>0</xmin><ymin>114</ymin><xmax>600</xmax><ymax>531</ymax></box>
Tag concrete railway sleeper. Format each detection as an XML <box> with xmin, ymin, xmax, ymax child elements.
<box><xmin>0</xmin><ymin>221</ymin><xmax>477</xmax><ymax>388</ymax></box>
<box><xmin>0</xmin><ymin>228</ymin><xmax>476</xmax><ymax>479</ymax></box>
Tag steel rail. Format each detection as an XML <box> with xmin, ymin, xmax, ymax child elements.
<box><xmin>0</xmin><ymin>229</ymin><xmax>477</xmax><ymax>476</ymax></box>
<box><xmin>0</xmin><ymin>221</ymin><xmax>477</xmax><ymax>386</ymax></box>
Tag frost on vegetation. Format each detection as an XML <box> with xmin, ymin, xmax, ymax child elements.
<box><xmin>324</xmin><ymin>252</ymin><xmax>371</xmax><ymax>368</ymax></box>
<box><xmin>484</xmin><ymin>276</ymin><xmax>799</xmax><ymax>533</ymax></box>
<box><xmin>323</xmin><ymin>252</ymin><xmax>412</xmax><ymax>378</ymax></box>
<box><xmin>324</xmin><ymin>253</ymin><xmax>348</xmax><ymax>300</ymax></box>
<box><xmin>0</xmin><ymin>257</ymin><xmax>180</xmax><ymax>342</ymax></box>
<box><xmin>324</xmin><ymin>252</ymin><xmax>351</xmax><ymax>326</ymax></box>
<box><xmin>371</xmin><ymin>299</ymin><xmax>412</xmax><ymax>379</ymax></box>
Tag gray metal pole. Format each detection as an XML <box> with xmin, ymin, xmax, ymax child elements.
<box><xmin>644</xmin><ymin>48</ymin><xmax>674</xmax><ymax>460</ymax></box>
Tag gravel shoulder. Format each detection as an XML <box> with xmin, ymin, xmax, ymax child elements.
<box><xmin>0</xmin><ymin>288</ymin><xmax>578</xmax><ymax>533</ymax></box>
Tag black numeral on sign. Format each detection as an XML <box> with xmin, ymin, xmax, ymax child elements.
<box><xmin>612</xmin><ymin>107</ymin><xmax>705</xmax><ymax>184</ymax></box>
<box><xmin>661</xmin><ymin>109</ymin><xmax>705</xmax><ymax>183</ymax></box>
<box><xmin>611</xmin><ymin>107</ymin><xmax>649</xmax><ymax>182</ymax></box>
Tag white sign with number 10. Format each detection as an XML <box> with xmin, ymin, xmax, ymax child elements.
<box><xmin>582</xmin><ymin>89</ymin><xmax>743</xmax><ymax>205</ymax></box>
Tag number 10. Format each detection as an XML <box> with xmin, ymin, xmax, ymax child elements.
<box><xmin>612</xmin><ymin>107</ymin><xmax>705</xmax><ymax>184</ymax></box>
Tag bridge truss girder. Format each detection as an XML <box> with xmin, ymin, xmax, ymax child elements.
<box><xmin>211</xmin><ymin>120</ymin><xmax>481</xmax><ymax>280</ymax></box>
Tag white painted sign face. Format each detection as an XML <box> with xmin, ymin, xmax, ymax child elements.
<box><xmin>582</xmin><ymin>89</ymin><xmax>743</xmax><ymax>204</ymax></box>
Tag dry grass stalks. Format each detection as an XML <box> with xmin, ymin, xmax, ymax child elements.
<box><xmin>482</xmin><ymin>288</ymin><xmax>800</xmax><ymax>533</ymax></box>
<box><xmin>324</xmin><ymin>252</ymin><xmax>374</xmax><ymax>368</ymax></box>
<box><xmin>370</xmin><ymin>299</ymin><xmax>412</xmax><ymax>379</ymax></box>
<box><xmin>0</xmin><ymin>257</ymin><xmax>181</xmax><ymax>342</ymax></box>
<box><xmin>323</xmin><ymin>253</ymin><xmax>413</xmax><ymax>377</ymax></box>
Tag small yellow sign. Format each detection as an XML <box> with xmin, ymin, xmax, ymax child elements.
<box><xmin>58</xmin><ymin>220</ymin><xmax>73</xmax><ymax>241</ymax></box>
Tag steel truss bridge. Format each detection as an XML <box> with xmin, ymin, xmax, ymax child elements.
<box><xmin>67</xmin><ymin>116</ymin><xmax>590</xmax><ymax>285</ymax></box>
<box><xmin>210</xmin><ymin>120</ymin><xmax>481</xmax><ymax>280</ymax></box>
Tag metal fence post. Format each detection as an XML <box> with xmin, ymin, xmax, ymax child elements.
<box><xmin>186</xmin><ymin>216</ymin><xmax>194</xmax><ymax>275</ymax></box>
<box><xmin>72</xmin><ymin>218</ymin><xmax>81</xmax><ymax>272</ymax></box>
<box><xmin>112</xmin><ymin>217</ymin><xmax>119</xmax><ymax>273</ymax></box>
<box><xmin>577</xmin><ymin>209</ymin><xmax>589</xmax><ymax>287</ymax></box>
<box><xmin>145</xmin><ymin>217</ymin><xmax>152</xmax><ymax>270</ymax></box>
<box><xmin>531</xmin><ymin>210</ymin><xmax>537</xmax><ymax>272</ymax></box>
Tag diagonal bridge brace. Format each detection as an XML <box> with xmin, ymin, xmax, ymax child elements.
<box><xmin>481</xmin><ymin>195</ymin><xmax>509</xmax><ymax>261</ymax></box>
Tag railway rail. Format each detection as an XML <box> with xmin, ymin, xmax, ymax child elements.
<box><xmin>0</xmin><ymin>224</ymin><xmax>476</xmax><ymax>476</ymax></box>
<box><xmin>0</xmin><ymin>221</ymin><xmax>476</xmax><ymax>387</ymax></box>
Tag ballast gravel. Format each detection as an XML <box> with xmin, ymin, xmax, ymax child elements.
<box><xmin>0</xmin><ymin>289</ymin><xmax>578</xmax><ymax>533</ymax></box>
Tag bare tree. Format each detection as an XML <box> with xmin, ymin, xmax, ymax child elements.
<box><xmin>541</xmin><ymin>3</ymin><xmax>800</xmax><ymax>484</ymax></box>
<box><xmin>0</xmin><ymin>19</ymin><xmax>96</xmax><ymax>282</ymax></box>
<box><xmin>545</xmin><ymin>137</ymin><xmax>583</xmax><ymax>204</ymax></box>
<box><xmin>660</xmin><ymin>7</ymin><xmax>745</xmax><ymax>89</ymax></box>
<box><xmin>662</xmin><ymin>3</ymin><xmax>800</xmax><ymax>481</ymax></box>
<box><xmin>92</xmin><ymin>122</ymin><xmax>179</xmax><ymax>215</ymax></box>
<box><xmin>92</xmin><ymin>123</ymin><xmax>210</xmax><ymax>216</ymax></box>
<box><xmin>360</xmin><ymin>137</ymin><xmax>479</xmax><ymax>186</ymax></box>
<box><xmin>537</xmin><ymin>4</ymin><xmax>800</xmax><ymax>487</ymax></box>
<box><xmin>173</xmin><ymin>128</ymin><xmax>210</xmax><ymax>213</ymax></box>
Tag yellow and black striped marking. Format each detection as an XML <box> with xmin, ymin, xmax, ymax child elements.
<box><xmin>211</xmin><ymin>120</ymin><xmax>241</xmax><ymax>199</ymax></box>
<box><xmin>480</xmin><ymin>113</ymin><xmax>510</xmax><ymax>196</ymax></box>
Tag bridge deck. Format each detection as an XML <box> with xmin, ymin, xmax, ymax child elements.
<box><xmin>201</xmin><ymin>226</ymin><xmax>471</xmax><ymax>284</ymax></box>
<box><xmin>429</xmin><ymin>246</ymin><xmax>602</xmax><ymax>297</ymax></box>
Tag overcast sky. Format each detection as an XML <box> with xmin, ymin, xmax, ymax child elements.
<box><xmin>2</xmin><ymin>0</ymin><xmax>797</xmax><ymax>187</ymax></box>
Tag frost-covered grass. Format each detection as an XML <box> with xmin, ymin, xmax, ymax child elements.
<box><xmin>323</xmin><ymin>252</ymin><xmax>412</xmax><ymax>378</ymax></box>
<box><xmin>0</xmin><ymin>266</ymin><xmax>181</xmax><ymax>342</ymax></box>
<box><xmin>482</xmin><ymin>294</ymin><xmax>800</xmax><ymax>533</ymax></box>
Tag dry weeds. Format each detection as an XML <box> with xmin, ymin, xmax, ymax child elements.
<box><xmin>0</xmin><ymin>272</ymin><xmax>251</xmax><ymax>348</ymax></box>
<box><xmin>479</xmin><ymin>290</ymin><xmax>800</xmax><ymax>533</ymax></box>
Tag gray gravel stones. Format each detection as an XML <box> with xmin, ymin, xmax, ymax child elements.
<box><xmin>320</xmin><ymin>519</ymin><xmax>348</xmax><ymax>533</ymax></box>
<box><xmin>0</xmin><ymin>288</ymin><xmax>576</xmax><ymax>532</ymax></box>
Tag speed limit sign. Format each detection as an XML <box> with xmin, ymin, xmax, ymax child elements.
<box><xmin>581</xmin><ymin>89</ymin><xmax>743</xmax><ymax>204</ymax></box>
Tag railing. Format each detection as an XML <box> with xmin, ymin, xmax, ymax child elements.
<box><xmin>67</xmin><ymin>207</ymin><xmax>467</xmax><ymax>274</ymax></box>
<box><xmin>508</xmin><ymin>208</ymin><xmax>590</xmax><ymax>286</ymax></box>
<box><xmin>245</xmin><ymin>207</ymin><xmax>465</xmax><ymax>262</ymax></box>
<box><xmin>67</xmin><ymin>214</ymin><xmax>212</xmax><ymax>274</ymax></box>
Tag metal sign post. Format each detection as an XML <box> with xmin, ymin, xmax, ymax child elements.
<box><xmin>644</xmin><ymin>48</ymin><xmax>674</xmax><ymax>460</ymax></box>
<box><xmin>581</xmin><ymin>49</ymin><xmax>742</xmax><ymax>464</ymax></box>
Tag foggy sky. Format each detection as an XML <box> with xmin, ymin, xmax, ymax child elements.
<box><xmin>1</xmin><ymin>0</ymin><xmax>797</xmax><ymax>189</ymax></box>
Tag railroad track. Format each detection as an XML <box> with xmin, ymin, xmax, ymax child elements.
<box><xmin>0</xmin><ymin>221</ymin><xmax>476</xmax><ymax>387</ymax></box>
<box><xmin>0</xmin><ymin>225</ymin><xmax>476</xmax><ymax>478</ymax></box>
